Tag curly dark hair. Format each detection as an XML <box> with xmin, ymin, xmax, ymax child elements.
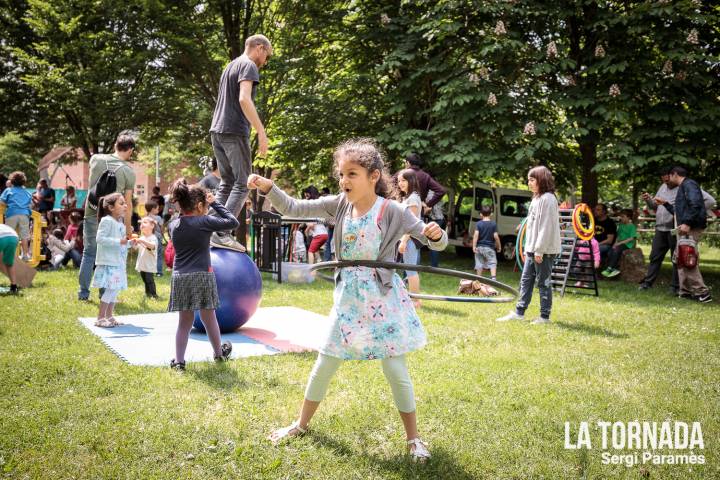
<box><xmin>333</xmin><ymin>138</ymin><xmax>392</xmax><ymax>197</ymax></box>
<box><xmin>9</xmin><ymin>171</ymin><xmax>26</xmax><ymax>187</ymax></box>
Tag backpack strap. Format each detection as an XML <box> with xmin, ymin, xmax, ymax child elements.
<box><xmin>112</xmin><ymin>163</ymin><xmax>130</xmax><ymax>174</ymax></box>
<box><xmin>376</xmin><ymin>198</ymin><xmax>391</xmax><ymax>229</ymax></box>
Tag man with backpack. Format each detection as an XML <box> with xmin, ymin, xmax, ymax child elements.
<box><xmin>654</xmin><ymin>166</ymin><xmax>712</xmax><ymax>303</ymax></box>
<box><xmin>77</xmin><ymin>131</ymin><xmax>136</xmax><ymax>301</ymax></box>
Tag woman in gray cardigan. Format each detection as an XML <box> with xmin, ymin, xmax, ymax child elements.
<box><xmin>251</xmin><ymin>139</ymin><xmax>446</xmax><ymax>462</ymax></box>
<box><xmin>497</xmin><ymin>166</ymin><xmax>561</xmax><ymax>324</ymax></box>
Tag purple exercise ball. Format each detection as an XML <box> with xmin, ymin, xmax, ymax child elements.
<box><xmin>193</xmin><ymin>248</ymin><xmax>262</xmax><ymax>334</ymax></box>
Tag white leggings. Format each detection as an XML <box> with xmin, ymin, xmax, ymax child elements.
<box><xmin>101</xmin><ymin>288</ymin><xmax>120</xmax><ymax>303</ymax></box>
<box><xmin>304</xmin><ymin>353</ymin><xmax>416</xmax><ymax>413</ymax></box>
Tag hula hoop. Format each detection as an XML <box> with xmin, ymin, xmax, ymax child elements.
<box><xmin>309</xmin><ymin>260</ymin><xmax>518</xmax><ymax>303</ymax></box>
<box><xmin>572</xmin><ymin>203</ymin><xmax>595</xmax><ymax>241</ymax></box>
<box><xmin>515</xmin><ymin>217</ymin><xmax>528</xmax><ymax>270</ymax></box>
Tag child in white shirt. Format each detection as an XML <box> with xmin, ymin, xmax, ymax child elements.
<box><xmin>134</xmin><ymin>216</ymin><xmax>159</xmax><ymax>298</ymax></box>
<box><xmin>46</xmin><ymin>228</ymin><xmax>74</xmax><ymax>269</ymax></box>
<box><xmin>292</xmin><ymin>225</ymin><xmax>307</xmax><ymax>262</ymax></box>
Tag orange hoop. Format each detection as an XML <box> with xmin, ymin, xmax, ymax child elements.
<box><xmin>572</xmin><ymin>203</ymin><xmax>595</xmax><ymax>241</ymax></box>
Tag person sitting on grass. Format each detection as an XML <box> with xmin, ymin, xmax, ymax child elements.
<box><xmin>593</xmin><ymin>203</ymin><xmax>617</xmax><ymax>264</ymax></box>
<box><xmin>601</xmin><ymin>209</ymin><xmax>637</xmax><ymax>278</ymax></box>
<box><xmin>45</xmin><ymin>228</ymin><xmax>75</xmax><ymax>270</ymax></box>
<box><xmin>472</xmin><ymin>205</ymin><xmax>501</xmax><ymax>281</ymax></box>
<box><xmin>62</xmin><ymin>212</ymin><xmax>83</xmax><ymax>267</ymax></box>
<box><xmin>0</xmin><ymin>224</ymin><xmax>20</xmax><ymax>293</ymax></box>
<box><xmin>167</xmin><ymin>179</ymin><xmax>238</xmax><ymax>371</ymax></box>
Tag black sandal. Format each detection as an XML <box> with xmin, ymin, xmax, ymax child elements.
<box><xmin>170</xmin><ymin>359</ymin><xmax>186</xmax><ymax>371</ymax></box>
<box><xmin>214</xmin><ymin>341</ymin><xmax>232</xmax><ymax>362</ymax></box>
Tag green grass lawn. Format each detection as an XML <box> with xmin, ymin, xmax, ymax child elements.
<box><xmin>1</xmin><ymin>243</ymin><xmax>718</xmax><ymax>479</ymax></box>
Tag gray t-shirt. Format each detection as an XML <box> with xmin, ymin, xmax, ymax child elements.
<box><xmin>198</xmin><ymin>173</ymin><xmax>221</xmax><ymax>194</ymax></box>
<box><xmin>84</xmin><ymin>153</ymin><xmax>136</xmax><ymax>218</ymax></box>
<box><xmin>209</xmin><ymin>55</ymin><xmax>260</xmax><ymax>137</ymax></box>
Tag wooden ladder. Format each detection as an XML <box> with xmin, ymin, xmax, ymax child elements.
<box><xmin>551</xmin><ymin>209</ymin><xmax>599</xmax><ymax>297</ymax></box>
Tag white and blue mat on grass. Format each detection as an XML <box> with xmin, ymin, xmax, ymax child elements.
<box><xmin>78</xmin><ymin>306</ymin><xmax>330</xmax><ymax>366</ymax></box>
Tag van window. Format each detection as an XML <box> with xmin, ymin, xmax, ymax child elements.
<box><xmin>500</xmin><ymin>195</ymin><xmax>531</xmax><ymax>217</ymax></box>
<box><xmin>458</xmin><ymin>193</ymin><xmax>474</xmax><ymax>216</ymax></box>
<box><xmin>474</xmin><ymin>188</ymin><xmax>493</xmax><ymax>212</ymax></box>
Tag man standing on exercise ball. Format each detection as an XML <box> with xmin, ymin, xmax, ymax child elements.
<box><xmin>208</xmin><ymin>34</ymin><xmax>272</xmax><ymax>252</ymax></box>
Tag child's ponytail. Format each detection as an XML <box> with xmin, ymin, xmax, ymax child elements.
<box><xmin>171</xmin><ymin>178</ymin><xmax>207</xmax><ymax>214</ymax></box>
<box><xmin>97</xmin><ymin>192</ymin><xmax>124</xmax><ymax>221</ymax></box>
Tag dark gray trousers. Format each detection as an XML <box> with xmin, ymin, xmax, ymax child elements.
<box><xmin>210</xmin><ymin>132</ymin><xmax>252</xmax><ymax>231</ymax></box>
<box><xmin>516</xmin><ymin>253</ymin><xmax>556</xmax><ymax>319</ymax></box>
<box><xmin>640</xmin><ymin>230</ymin><xmax>678</xmax><ymax>290</ymax></box>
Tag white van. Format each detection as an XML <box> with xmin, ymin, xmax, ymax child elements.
<box><xmin>447</xmin><ymin>182</ymin><xmax>532</xmax><ymax>260</ymax></box>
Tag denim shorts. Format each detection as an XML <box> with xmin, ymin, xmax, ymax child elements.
<box><xmin>474</xmin><ymin>246</ymin><xmax>497</xmax><ymax>269</ymax></box>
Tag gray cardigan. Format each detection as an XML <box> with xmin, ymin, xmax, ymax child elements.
<box><xmin>265</xmin><ymin>185</ymin><xmax>448</xmax><ymax>293</ymax></box>
<box><xmin>523</xmin><ymin>192</ymin><xmax>561</xmax><ymax>256</ymax></box>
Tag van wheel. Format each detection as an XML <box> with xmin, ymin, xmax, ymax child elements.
<box><xmin>501</xmin><ymin>238</ymin><xmax>516</xmax><ymax>261</ymax></box>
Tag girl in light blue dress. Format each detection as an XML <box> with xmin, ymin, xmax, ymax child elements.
<box><xmin>92</xmin><ymin>192</ymin><xmax>130</xmax><ymax>327</ymax></box>
<box><xmin>250</xmin><ymin>138</ymin><xmax>448</xmax><ymax>462</ymax></box>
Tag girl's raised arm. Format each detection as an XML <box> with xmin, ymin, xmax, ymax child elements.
<box><xmin>205</xmin><ymin>201</ymin><xmax>240</xmax><ymax>232</ymax></box>
<box><xmin>249</xmin><ymin>175</ymin><xmax>340</xmax><ymax>219</ymax></box>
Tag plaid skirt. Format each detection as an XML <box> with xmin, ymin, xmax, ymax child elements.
<box><xmin>168</xmin><ymin>271</ymin><xmax>219</xmax><ymax>312</ymax></box>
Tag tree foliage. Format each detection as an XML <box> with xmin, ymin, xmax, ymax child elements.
<box><xmin>1</xmin><ymin>1</ymin><xmax>718</xmax><ymax>203</ymax></box>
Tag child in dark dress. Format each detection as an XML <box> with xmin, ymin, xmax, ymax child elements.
<box><xmin>167</xmin><ymin>179</ymin><xmax>239</xmax><ymax>370</ymax></box>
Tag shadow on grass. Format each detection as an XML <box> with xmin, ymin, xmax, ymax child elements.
<box><xmin>554</xmin><ymin>321</ymin><xmax>629</xmax><ymax>339</ymax></box>
<box><xmin>308</xmin><ymin>430</ymin><xmax>476</xmax><ymax>480</ymax></box>
<box><xmin>188</xmin><ymin>362</ymin><xmax>247</xmax><ymax>391</ymax></box>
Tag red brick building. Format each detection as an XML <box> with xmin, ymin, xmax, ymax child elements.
<box><xmin>39</xmin><ymin>147</ymin><xmax>195</xmax><ymax>204</ymax></box>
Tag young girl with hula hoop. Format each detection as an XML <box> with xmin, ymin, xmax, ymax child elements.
<box><xmin>248</xmin><ymin>138</ymin><xmax>447</xmax><ymax>462</ymax></box>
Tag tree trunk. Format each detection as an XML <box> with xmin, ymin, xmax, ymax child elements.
<box><xmin>217</xmin><ymin>0</ymin><xmax>245</xmax><ymax>59</ymax></box>
<box><xmin>579</xmin><ymin>133</ymin><xmax>598</xmax><ymax>206</ymax></box>
<box><xmin>631</xmin><ymin>181</ymin><xmax>639</xmax><ymax>222</ymax></box>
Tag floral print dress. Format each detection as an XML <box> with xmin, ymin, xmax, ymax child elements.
<box><xmin>321</xmin><ymin>197</ymin><xmax>427</xmax><ymax>360</ymax></box>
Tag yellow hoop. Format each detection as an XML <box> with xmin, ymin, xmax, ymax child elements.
<box><xmin>572</xmin><ymin>203</ymin><xmax>595</xmax><ymax>241</ymax></box>
<box><xmin>515</xmin><ymin>217</ymin><xmax>528</xmax><ymax>269</ymax></box>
